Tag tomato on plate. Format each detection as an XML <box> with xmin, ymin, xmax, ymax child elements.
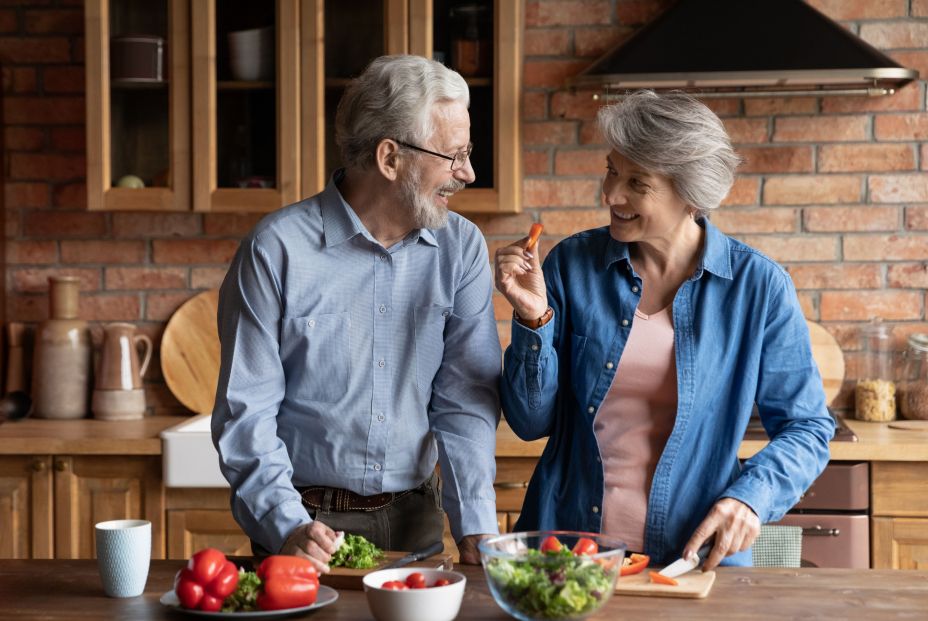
<box><xmin>540</xmin><ymin>535</ymin><xmax>563</xmax><ymax>553</ymax></box>
<box><xmin>405</xmin><ymin>572</ymin><xmax>427</xmax><ymax>589</ymax></box>
<box><xmin>571</xmin><ymin>537</ymin><xmax>598</xmax><ymax>556</ymax></box>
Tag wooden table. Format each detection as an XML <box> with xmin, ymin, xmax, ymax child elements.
<box><xmin>1</xmin><ymin>560</ymin><xmax>927</xmax><ymax>619</ymax></box>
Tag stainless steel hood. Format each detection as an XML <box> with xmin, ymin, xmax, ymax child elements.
<box><xmin>568</xmin><ymin>0</ymin><xmax>919</xmax><ymax>97</ymax></box>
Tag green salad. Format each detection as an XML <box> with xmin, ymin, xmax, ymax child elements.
<box><xmin>221</xmin><ymin>569</ymin><xmax>262</xmax><ymax>612</ymax></box>
<box><xmin>330</xmin><ymin>533</ymin><xmax>384</xmax><ymax>569</ymax></box>
<box><xmin>486</xmin><ymin>548</ymin><xmax>613</xmax><ymax>619</ymax></box>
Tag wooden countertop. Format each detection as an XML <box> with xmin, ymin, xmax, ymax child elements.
<box><xmin>1</xmin><ymin>560</ymin><xmax>926</xmax><ymax>620</ymax></box>
<box><xmin>0</xmin><ymin>416</ymin><xmax>188</xmax><ymax>455</ymax></box>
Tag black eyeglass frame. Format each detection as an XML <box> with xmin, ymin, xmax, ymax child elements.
<box><xmin>395</xmin><ymin>140</ymin><xmax>473</xmax><ymax>171</ymax></box>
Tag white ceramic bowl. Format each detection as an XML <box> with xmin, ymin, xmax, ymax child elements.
<box><xmin>362</xmin><ymin>567</ymin><xmax>466</xmax><ymax>621</ymax></box>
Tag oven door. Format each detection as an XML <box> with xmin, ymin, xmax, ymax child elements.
<box><xmin>773</xmin><ymin>513</ymin><xmax>870</xmax><ymax>568</ymax></box>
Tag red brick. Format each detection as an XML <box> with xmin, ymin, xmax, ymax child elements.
<box><xmin>887</xmin><ymin>263</ymin><xmax>928</xmax><ymax>289</ymax></box>
<box><xmin>105</xmin><ymin>267</ymin><xmax>188</xmax><ymax>290</ymax></box>
<box><xmin>843</xmin><ymin>234</ymin><xmax>928</xmax><ymax>260</ymax></box>
<box><xmin>541</xmin><ymin>208</ymin><xmax>610</xmax><ymax>234</ymax></box>
<box><xmin>579</xmin><ymin>120</ymin><xmax>604</xmax><ymax>145</ymax></box>
<box><xmin>152</xmin><ymin>240</ymin><xmax>239</xmax><ymax>264</ymax></box>
<box><xmin>5</xmin><ymin>67</ymin><xmax>37</xmax><ymax>93</ymax></box>
<box><xmin>819</xmin><ymin>144</ymin><xmax>915</xmax><ymax>173</ymax></box>
<box><xmin>555</xmin><ymin>148</ymin><xmax>607</xmax><ymax>175</ymax></box>
<box><xmin>523</xmin><ymin>91</ymin><xmax>547</xmax><ymax>120</ymax></box>
<box><xmin>11</xmin><ymin>267</ymin><xmax>98</xmax><ymax>293</ymax></box>
<box><xmin>874</xmin><ymin>113</ymin><xmax>928</xmax><ymax>141</ymax></box>
<box><xmin>860</xmin><ymin>22</ymin><xmax>928</xmax><ymax>49</ymax></box>
<box><xmin>466</xmin><ymin>213</ymin><xmax>535</xmax><ymax>237</ymax></box>
<box><xmin>81</xmin><ymin>294</ymin><xmax>141</xmax><ymax>321</ymax></box>
<box><xmin>701</xmin><ymin>99</ymin><xmax>741</xmax><ymax>118</ymax></box>
<box><xmin>743</xmin><ymin>98</ymin><xmax>817</xmax><ymax>116</ymax></box>
<box><xmin>736</xmin><ymin>235</ymin><xmax>839</xmax><ymax>262</ymax></box>
<box><xmin>191</xmin><ymin>267</ymin><xmax>229</xmax><ymax>290</ymax></box>
<box><xmin>493</xmin><ymin>293</ymin><xmax>514</xmax><ymax>321</ymax></box>
<box><xmin>112</xmin><ymin>213</ymin><xmax>202</xmax><ymax>238</ymax></box>
<box><xmin>496</xmin><ymin>321</ymin><xmax>511</xmax><ymax>351</ymax></box>
<box><xmin>145</xmin><ymin>292</ymin><xmax>194</xmax><ymax>321</ymax></box>
<box><xmin>763</xmin><ymin>176</ymin><xmax>861</xmax><ymax>205</ymax></box>
<box><xmin>551</xmin><ymin>91</ymin><xmax>604</xmax><ymax>120</ymax></box>
<box><xmin>711</xmin><ymin>207</ymin><xmax>799</xmax><ymax>234</ymax></box>
<box><xmin>803</xmin><ymin>206</ymin><xmax>899</xmax><ymax>232</ymax></box>
<box><xmin>773</xmin><ymin>116</ymin><xmax>869</xmax><ymax>142</ymax></box>
<box><xmin>72</xmin><ymin>35</ymin><xmax>84</xmax><ymax>63</ymax></box>
<box><xmin>797</xmin><ymin>292</ymin><xmax>816</xmax><ymax>321</ymax></box>
<box><xmin>203</xmin><ymin>213</ymin><xmax>264</xmax><ymax>237</ymax></box>
<box><xmin>25</xmin><ymin>211</ymin><xmax>105</xmax><ymax>238</ymax></box>
<box><xmin>821</xmin><ymin>290</ymin><xmax>922</xmax><ymax>321</ymax></box>
<box><xmin>523</xmin><ymin>149</ymin><xmax>551</xmax><ymax>175</ymax></box>
<box><xmin>9</xmin><ymin>294</ymin><xmax>50</xmax><ymax>322</ymax></box>
<box><xmin>5</xmin><ymin>208</ymin><xmax>18</xmax><ymax>237</ymax></box>
<box><xmin>4</xmin><ymin>96</ymin><xmax>83</xmax><ymax>124</ymax></box>
<box><xmin>723</xmin><ymin>118</ymin><xmax>769</xmax><ymax>144</ymax></box>
<box><xmin>5</xmin><ymin>126</ymin><xmax>44</xmax><ymax>150</ymax></box>
<box><xmin>923</xmin><ymin>144</ymin><xmax>928</xmax><ymax>171</ymax></box>
<box><xmin>9</xmin><ymin>153</ymin><xmax>84</xmax><ymax>180</ymax></box>
<box><xmin>0</xmin><ymin>37</ymin><xmax>70</xmax><ymax>63</ymax></box>
<box><xmin>524</xmin><ymin>29</ymin><xmax>570</xmax><ymax>56</ymax></box>
<box><xmin>53</xmin><ymin>182</ymin><xmax>86</xmax><ymax>208</ymax></box>
<box><xmin>24</xmin><ymin>9</ymin><xmax>82</xmax><ymax>34</ymax></box>
<box><xmin>721</xmin><ymin>177</ymin><xmax>760</xmax><ymax>206</ymax></box>
<box><xmin>524</xmin><ymin>179</ymin><xmax>600</xmax><ymax>208</ymax></box>
<box><xmin>915</xmin><ymin>0</ymin><xmax>928</xmax><ymax>17</ymax></box>
<box><xmin>526</xmin><ymin>1</ymin><xmax>612</xmax><ymax>27</ymax></box>
<box><xmin>43</xmin><ymin>65</ymin><xmax>84</xmax><ymax>93</ymax></box>
<box><xmin>5</xmin><ymin>182</ymin><xmax>49</xmax><ymax>208</ymax></box>
<box><xmin>821</xmin><ymin>82</ymin><xmax>921</xmax><ymax>113</ymax></box>
<box><xmin>0</xmin><ymin>9</ymin><xmax>15</xmax><ymax>32</ymax></box>
<box><xmin>616</xmin><ymin>0</ymin><xmax>673</xmax><ymax>25</ymax></box>
<box><xmin>574</xmin><ymin>26</ymin><xmax>627</xmax><ymax>57</ymax></box>
<box><xmin>906</xmin><ymin>206</ymin><xmax>928</xmax><ymax>230</ymax></box>
<box><xmin>891</xmin><ymin>52</ymin><xmax>928</xmax><ymax>90</ymax></box>
<box><xmin>788</xmin><ymin>264</ymin><xmax>882</xmax><ymax>290</ymax></box>
<box><xmin>50</xmin><ymin>127</ymin><xmax>85</xmax><ymax>151</ymax></box>
<box><xmin>524</xmin><ymin>59</ymin><xmax>589</xmax><ymax>88</ymax></box>
<box><xmin>60</xmin><ymin>240</ymin><xmax>145</xmax><ymax>264</ymax></box>
<box><xmin>870</xmin><ymin>174</ymin><xmax>928</xmax><ymax>203</ymax></box>
<box><xmin>738</xmin><ymin>146</ymin><xmax>813</xmax><ymax>173</ymax></box>
<box><xmin>6</xmin><ymin>240</ymin><xmax>57</xmax><ymax>264</ymax></box>
<box><xmin>806</xmin><ymin>0</ymin><xmax>907</xmax><ymax>19</ymax></box>
<box><xmin>524</xmin><ymin>121</ymin><xmax>578</xmax><ymax>146</ymax></box>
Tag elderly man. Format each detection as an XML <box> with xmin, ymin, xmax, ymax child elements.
<box><xmin>212</xmin><ymin>55</ymin><xmax>501</xmax><ymax>571</ymax></box>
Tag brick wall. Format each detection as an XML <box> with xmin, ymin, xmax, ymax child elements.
<box><xmin>2</xmin><ymin>0</ymin><xmax>927</xmax><ymax>415</ymax></box>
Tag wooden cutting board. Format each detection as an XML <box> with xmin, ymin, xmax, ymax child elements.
<box><xmin>318</xmin><ymin>551</ymin><xmax>454</xmax><ymax>590</ymax></box>
<box><xmin>160</xmin><ymin>289</ymin><xmax>221</xmax><ymax>415</ymax></box>
<box><xmin>614</xmin><ymin>570</ymin><xmax>716</xmax><ymax>599</ymax></box>
<box><xmin>806</xmin><ymin>320</ymin><xmax>845</xmax><ymax>407</ymax></box>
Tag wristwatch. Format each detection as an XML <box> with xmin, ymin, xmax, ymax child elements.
<box><xmin>514</xmin><ymin>307</ymin><xmax>554</xmax><ymax>329</ymax></box>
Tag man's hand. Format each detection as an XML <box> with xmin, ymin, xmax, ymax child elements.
<box><xmin>457</xmin><ymin>534</ymin><xmax>492</xmax><ymax>565</ymax></box>
<box><xmin>279</xmin><ymin>520</ymin><xmax>340</xmax><ymax>574</ymax></box>
<box><xmin>684</xmin><ymin>497</ymin><xmax>760</xmax><ymax>571</ymax></box>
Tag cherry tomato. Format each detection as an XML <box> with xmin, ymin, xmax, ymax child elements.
<box><xmin>540</xmin><ymin>535</ymin><xmax>563</xmax><ymax>553</ymax></box>
<box><xmin>405</xmin><ymin>572</ymin><xmax>427</xmax><ymax>589</ymax></box>
<box><xmin>381</xmin><ymin>580</ymin><xmax>409</xmax><ymax>590</ymax></box>
<box><xmin>432</xmin><ymin>578</ymin><xmax>451</xmax><ymax>587</ymax></box>
<box><xmin>571</xmin><ymin>537</ymin><xmax>599</xmax><ymax>556</ymax></box>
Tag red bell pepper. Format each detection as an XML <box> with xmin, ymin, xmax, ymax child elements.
<box><xmin>256</xmin><ymin>555</ymin><xmax>320</xmax><ymax>611</ymax></box>
<box><xmin>174</xmin><ymin>548</ymin><xmax>240</xmax><ymax>612</ymax></box>
<box><xmin>620</xmin><ymin>553</ymin><xmax>650</xmax><ymax>576</ymax></box>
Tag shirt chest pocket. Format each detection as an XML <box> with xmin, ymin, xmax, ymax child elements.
<box><xmin>280</xmin><ymin>311</ymin><xmax>350</xmax><ymax>404</ymax></box>
<box><xmin>414</xmin><ymin>305</ymin><xmax>452</xmax><ymax>394</ymax></box>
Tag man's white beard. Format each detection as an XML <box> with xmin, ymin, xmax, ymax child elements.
<box><xmin>401</xmin><ymin>166</ymin><xmax>463</xmax><ymax>229</ymax></box>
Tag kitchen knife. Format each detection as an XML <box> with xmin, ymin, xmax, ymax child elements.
<box><xmin>657</xmin><ymin>542</ymin><xmax>713</xmax><ymax>579</ymax></box>
<box><xmin>380</xmin><ymin>540</ymin><xmax>445</xmax><ymax>569</ymax></box>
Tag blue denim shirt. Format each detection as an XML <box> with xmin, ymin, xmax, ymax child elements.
<box><xmin>501</xmin><ymin>219</ymin><xmax>834</xmax><ymax>566</ymax></box>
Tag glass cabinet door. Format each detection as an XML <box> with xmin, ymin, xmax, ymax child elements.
<box><xmin>191</xmin><ymin>0</ymin><xmax>299</xmax><ymax>212</ymax></box>
<box><xmin>85</xmin><ymin>0</ymin><xmax>189</xmax><ymax>211</ymax></box>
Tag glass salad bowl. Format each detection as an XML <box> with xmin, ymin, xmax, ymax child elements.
<box><xmin>478</xmin><ymin>531</ymin><xmax>627</xmax><ymax>621</ymax></box>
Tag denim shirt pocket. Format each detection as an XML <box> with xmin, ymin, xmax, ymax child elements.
<box><xmin>414</xmin><ymin>305</ymin><xmax>451</xmax><ymax>393</ymax></box>
<box><xmin>569</xmin><ymin>332</ymin><xmax>590</xmax><ymax>406</ymax></box>
<box><xmin>280</xmin><ymin>311</ymin><xmax>350</xmax><ymax>404</ymax></box>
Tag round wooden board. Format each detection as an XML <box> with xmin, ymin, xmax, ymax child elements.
<box><xmin>160</xmin><ymin>289</ymin><xmax>220</xmax><ymax>415</ymax></box>
<box><xmin>888</xmin><ymin>420</ymin><xmax>928</xmax><ymax>431</ymax></box>
<box><xmin>806</xmin><ymin>320</ymin><xmax>845</xmax><ymax>407</ymax></box>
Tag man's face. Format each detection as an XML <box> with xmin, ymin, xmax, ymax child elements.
<box><xmin>401</xmin><ymin>101</ymin><xmax>475</xmax><ymax>229</ymax></box>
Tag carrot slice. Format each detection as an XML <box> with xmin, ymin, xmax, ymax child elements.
<box><xmin>526</xmin><ymin>223</ymin><xmax>544</xmax><ymax>250</ymax></box>
<box><xmin>649</xmin><ymin>571</ymin><xmax>679</xmax><ymax>586</ymax></box>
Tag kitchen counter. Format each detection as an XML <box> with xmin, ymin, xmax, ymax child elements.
<box><xmin>2</xmin><ymin>560</ymin><xmax>926</xmax><ymax>619</ymax></box>
<box><xmin>0</xmin><ymin>416</ymin><xmax>187</xmax><ymax>455</ymax></box>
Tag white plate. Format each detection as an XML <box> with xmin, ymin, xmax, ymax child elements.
<box><xmin>159</xmin><ymin>585</ymin><xmax>338</xmax><ymax>619</ymax></box>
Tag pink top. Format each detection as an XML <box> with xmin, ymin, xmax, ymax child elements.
<box><xmin>593</xmin><ymin>306</ymin><xmax>677</xmax><ymax>552</ymax></box>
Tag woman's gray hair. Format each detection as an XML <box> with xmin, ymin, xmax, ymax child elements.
<box><xmin>597</xmin><ymin>90</ymin><xmax>742</xmax><ymax>216</ymax></box>
<box><xmin>335</xmin><ymin>55</ymin><xmax>470</xmax><ymax>170</ymax></box>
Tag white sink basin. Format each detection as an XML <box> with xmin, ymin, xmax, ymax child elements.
<box><xmin>161</xmin><ymin>414</ymin><xmax>229</xmax><ymax>488</ymax></box>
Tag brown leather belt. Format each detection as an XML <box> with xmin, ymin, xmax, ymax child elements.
<box><xmin>299</xmin><ymin>486</ymin><xmax>416</xmax><ymax>512</ymax></box>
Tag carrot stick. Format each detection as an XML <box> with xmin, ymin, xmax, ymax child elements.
<box><xmin>649</xmin><ymin>571</ymin><xmax>679</xmax><ymax>586</ymax></box>
<box><xmin>526</xmin><ymin>223</ymin><xmax>544</xmax><ymax>250</ymax></box>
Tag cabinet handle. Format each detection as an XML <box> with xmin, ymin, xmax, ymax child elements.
<box><xmin>494</xmin><ymin>482</ymin><xmax>528</xmax><ymax>490</ymax></box>
<box><xmin>802</xmin><ymin>526</ymin><xmax>840</xmax><ymax>537</ymax></box>
<box><xmin>32</xmin><ymin>460</ymin><xmax>46</xmax><ymax>472</ymax></box>
<box><xmin>54</xmin><ymin>460</ymin><xmax>67</xmax><ymax>472</ymax></box>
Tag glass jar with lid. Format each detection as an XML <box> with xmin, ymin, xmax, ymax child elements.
<box><xmin>899</xmin><ymin>333</ymin><xmax>928</xmax><ymax>420</ymax></box>
<box><xmin>854</xmin><ymin>321</ymin><xmax>897</xmax><ymax>422</ymax></box>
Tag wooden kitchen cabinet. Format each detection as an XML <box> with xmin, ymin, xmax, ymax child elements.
<box><xmin>0</xmin><ymin>455</ymin><xmax>164</xmax><ymax>560</ymax></box>
<box><xmin>165</xmin><ymin>488</ymin><xmax>250</xmax><ymax>559</ymax></box>
<box><xmin>871</xmin><ymin>461</ymin><xmax>928</xmax><ymax>569</ymax></box>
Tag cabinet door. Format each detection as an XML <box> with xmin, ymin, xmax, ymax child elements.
<box><xmin>0</xmin><ymin>456</ymin><xmax>53</xmax><ymax>559</ymax></box>
<box><xmin>53</xmin><ymin>456</ymin><xmax>164</xmax><ymax>560</ymax></box>
<box><xmin>872</xmin><ymin>517</ymin><xmax>928</xmax><ymax>570</ymax></box>
<box><xmin>85</xmin><ymin>0</ymin><xmax>190</xmax><ymax>211</ymax></box>
<box><xmin>192</xmin><ymin>0</ymin><xmax>300</xmax><ymax>212</ymax></box>
<box><xmin>167</xmin><ymin>509</ymin><xmax>251</xmax><ymax>559</ymax></box>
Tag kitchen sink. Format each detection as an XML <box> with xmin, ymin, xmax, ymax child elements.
<box><xmin>160</xmin><ymin>414</ymin><xmax>229</xmax><ymax>487</ymax></box>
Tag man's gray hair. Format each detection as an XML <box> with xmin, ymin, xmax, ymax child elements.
<box><xmin>335</xmin><ymin>55</ymin><xmax>469</xmax><ymax>170</ymax></box>
<box><xmin>597</xmin><ymin>90</ymin><xmax>742</xmax><ymax>216</ymax></box>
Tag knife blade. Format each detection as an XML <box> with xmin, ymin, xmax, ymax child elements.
<box><xmin>657</xmin><ymin>542</ymin><xmax>713</xmax><ymax>579</ymax></box>
<box><xmin>380</xmin><ymin>540</ymin><xmax>445</xmax><ymax>570</ymax></box>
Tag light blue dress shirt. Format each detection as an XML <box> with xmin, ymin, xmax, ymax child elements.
<box><xmin>501</xmin><ymin>218</ymin><xmax>835</xmax><ymax>566</ymax></box>
<box><xmin>212</xmin><ymin>174</ymin><xmax>502</xmax><ymax>554</ymax></box>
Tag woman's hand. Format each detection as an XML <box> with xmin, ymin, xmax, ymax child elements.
<box><xmin>494</xmin><ymin>236</ymin><xmax>548</xmax><ymax>322</ymax></box>
<box><xmin>683</xmin><ymin>498</ymin><xmax>760</xmax><ymax>571</ymax></box>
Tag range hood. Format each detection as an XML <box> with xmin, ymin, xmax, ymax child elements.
<box><xmin>568</xmin><ymin>0</ymin><xmax>919</xmax><ymax>97</ymax></box>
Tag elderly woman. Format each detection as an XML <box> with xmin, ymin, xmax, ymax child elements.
<box><xmin>495</xmin><ymin>90</ymin><xmax>834</xmax><ymax>569</ymax></box>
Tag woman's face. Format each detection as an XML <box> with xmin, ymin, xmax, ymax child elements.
<box><xmin>603</xmin><ymin>150</ymin><xmax>692</xmax><ymax>244</ymax></box>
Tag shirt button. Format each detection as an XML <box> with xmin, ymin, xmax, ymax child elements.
<box><xmin>379</xmin><ymin>305</ymin><xmax>386</xmax><ymax>314</ymax></box>
<box><xmin>380</xmin><ymin>255</ymin><xmax>387</xmax><ymax>262</ymax></box>
<box><xmin>373</xmin><ymin>464</ymin><xmax>382</xmax><ymax>471</ymax></box>
<box><xmin>378</xmin><ymin>359</ymin><xmax>386</xmax><ymax>368</ymax></box>
<box><xmin>307</xmin><ymin>319</ymin><xmax>315</xmax><ymax>328</ymax></box>
<box><xmin>442</xmin><ymin>310</ymin><xmax>450</xmax><ymax>318</ymax></box>
<box><xmin>632</xmin><ymin>286</ymin><xmax>639</xmax><ymax>293</ymax></box>
<box><xmin>531</xmin><ymin>344</ymin><xmax>539</xmax><ymax>352</ymax></box>
<box><xmin>605</xmin><ymin>361</ymin><xmax>614</xmax><ymax>369</ymax></box>
<box><xmin>592</xmin><ymin>505</ymin><xmax>600</xmax><ymax>514</ymax></box>
<box><xmin>587</xmin><ymin>406</ymin><xmax>595</xmax><ymax>414</ymax></box>
<box><xmin>621</xmin><ymin>319</ymin><xmax>629</xmax><ymax>327</ymax></box>
<box><xmin>596</xmin><ymin>456</ymin><xmax>602</xmax><ymax>463</ymax></box>
<box><xmin>377</xmin><ymin>413</ymin><xmax>385</xmax><ymax>422</ymax></box>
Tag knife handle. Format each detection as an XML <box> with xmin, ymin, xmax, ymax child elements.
<box><xmin>414</xmin><ymin>540</ymin><xmax>445</xmax><ymax>561</ymax></box>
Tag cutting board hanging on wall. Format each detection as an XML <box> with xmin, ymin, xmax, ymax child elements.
<box><xmin>161</xmin><ymin>289</ymin><xmax>220</xmax><ymax>415</ymax></box>
<box><xmin>806</xmin><ymin>320</ymin><xmax>845</xmax><ymax>407</ymax></box>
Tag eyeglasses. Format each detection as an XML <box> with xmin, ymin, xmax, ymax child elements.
<box><xmin>395</xmin><ymin>140</ymin><xmax>473</xmax><ymax>172</ymax></box>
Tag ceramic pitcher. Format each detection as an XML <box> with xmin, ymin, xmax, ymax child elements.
<box><xmin>97</xmin><ymin>323</ymin><xmax>152</xmax><ymax>391</ymax></box>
